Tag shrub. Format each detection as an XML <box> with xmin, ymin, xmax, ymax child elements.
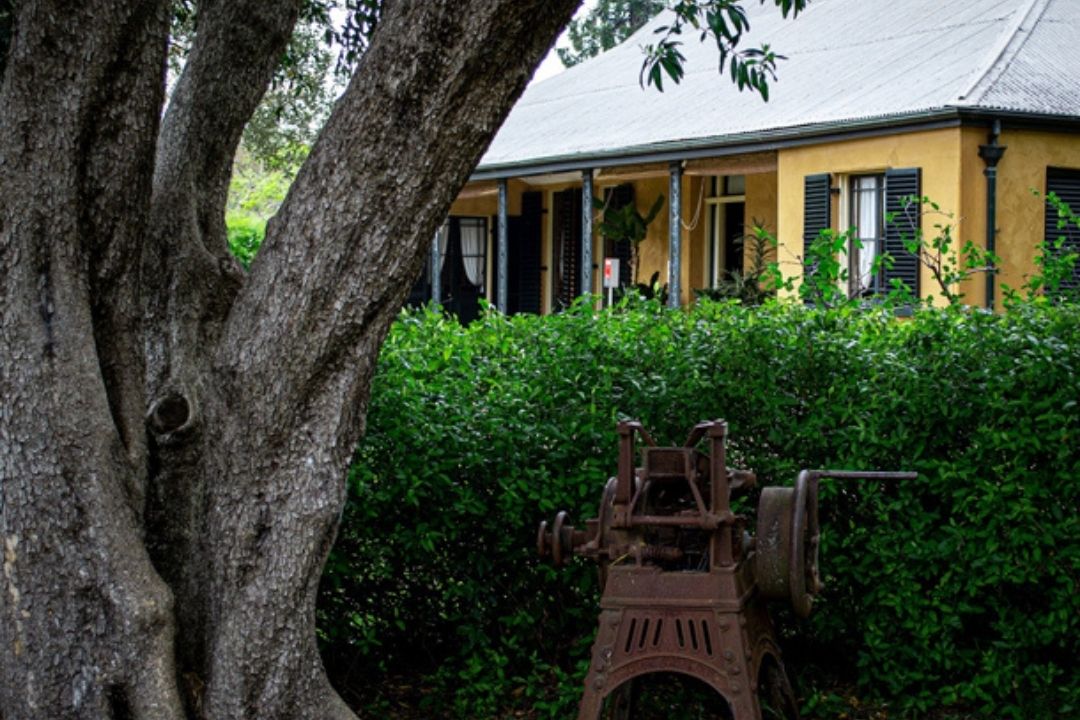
<box><xmin>225</xmin><ymin>215</ymin><xmax>264</xmax><ymax>268</ymax></box>
<box><xmin>319</xmin><ymin>299</ymin><xmax>1080</xmax><ymax>718</ymax></box>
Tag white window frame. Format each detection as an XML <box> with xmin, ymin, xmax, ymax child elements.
<box><xmin>839</xmin><ymin>172</ymin><xmax>886</xmax><ymax>298</ymax></box>
<box><xmin>705</xmin><ymin>175</ymin><xmax>747</xmax><ymax>288</ymax></box>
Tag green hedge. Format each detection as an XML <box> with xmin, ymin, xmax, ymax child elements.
<box><xmin>319</xmin><ymin>299</ymin><xmax>1080</xmax><ymax>719</ymax></box>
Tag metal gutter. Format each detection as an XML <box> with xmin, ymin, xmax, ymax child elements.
<box><xmin>469</xmin><ymin>108</ymin><xmax>1080</xmax><ymax>182</ymax></box>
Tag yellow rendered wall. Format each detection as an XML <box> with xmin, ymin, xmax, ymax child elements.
<box><xmin>685</xmin><ymin>176</ymin><xmax>708</xmax><ymax>295</ymax></box>
<box><xmin>969</xmin><ymin>128</ymin><xmax>1080</xmax><ymax>308</ymax></box>
<box><xmin>745</xmin><ymin>172</ymin><xmax>779</xmax><ymax>270</ymax></box>
<box><xmin>957</xmin><ymin>127</ymin><xmax>989</xmax><ymax>306</ymax></box>
<box><xmin>777</xmin><ymin>127</ymin><xmax>963</xmax><ymax>304</ymax></box>
<box><xmin>625</xmin><ymin>174</ymin><xmax>756</xmax><ymax>304</ymax></box>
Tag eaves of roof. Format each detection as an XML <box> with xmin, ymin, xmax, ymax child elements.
<box><xmin>469</xmin><ymin>107</ymin><xmax>1080</xmax><ymax>182</ymax></box>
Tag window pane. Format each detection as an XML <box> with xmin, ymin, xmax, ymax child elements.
<box><xmin>851</xmin><ymin>175</ymin><xmax>883</xmax><ymax>294</ymax></box>
<box><xmin>459</xmin><ymin>218</ymin><xmax>486</xmax><ymax>287</ymax></box>
<box><xmin>725</xmin><ymin>175</ymin><xmax>746</xmax><ymax>195</ymax></box>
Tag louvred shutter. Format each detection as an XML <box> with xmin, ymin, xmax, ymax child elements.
<box><xmin>803</xmin><ymin>174</ymin><xmax>831</xmax><ymax>281</ymax></box>
<box><xmin>554</xmin><ymin>189</ymin><xmax>582</xmax><ymax>309</ymax></box>
<box><xmin>512</xmin><ymin>191</ymin><xmax>544</xmax><ymax>314</ymax></box>
<box><xmin>1046</xmin><ymin>167</ymin><xmax>1080</xmax><ymax>293</ymax></box>
<box><xmin>883</xmin><ymin>167</ymin><xmax>921</xmax><ymax>296</ymax></box>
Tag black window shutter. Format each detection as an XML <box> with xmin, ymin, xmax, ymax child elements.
<box><xmin>1046</xmin><ymin>167</ymin><xmax>1080</xmax><ymax>293</ymax></box>
<box><xmin>803</xmin><ymin>174</ymin><xmax>832</xmax><ymax>279</ymax></box>
<box><xmin>883</xmin><ymin>167</ymin><xmax>922</xmax><ymax>296</ymax></box>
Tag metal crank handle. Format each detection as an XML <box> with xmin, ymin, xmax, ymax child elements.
<box><xmin>810</xmin><ymin>470</ymin><xmax>919</xmax><ymax>482</ymax></box>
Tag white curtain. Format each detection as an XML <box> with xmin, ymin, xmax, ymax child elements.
<box><xmin>855</xmin><ymin>178</ymin><xmax>879</xmax><ymax>291</ymax></box>
<box><xmin>459</xmin><ymin>222</ymin><xmax>485</xmax><ymax>287</ymax></box>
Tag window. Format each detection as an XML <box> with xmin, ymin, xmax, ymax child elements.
<box><xmin>404</xmin><ymin>216</ymin><xmax>489</xmax><ymax>322</ymax></box>
<box><xmin>706</xmin><ymin>175</ymin><xmax>747</xmax><ymax>287</ymax></box>
<box><xmin>847</xmin><ymin>174</ymin><xmax>885</xmax><ymax>296</ymax></box>
<box><xmin>456</xmin><ymin>217</ymin><xmax>487</xmax><ymax>289</ymax></box>
<box><xmin>802</xmin><ymin>168</ymin><xmax>921</xmax><ymax>301</ymax></box>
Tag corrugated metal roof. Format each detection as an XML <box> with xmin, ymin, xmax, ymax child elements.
<box><xmin>966</xmin><ymin>0</ymin><xmax>1080</xmax><ymax>114</ymax></box>
<box><xmin>478</xmin><ymin>0</ymin><xmax>1080</xmax><ymax>174</ymax></box>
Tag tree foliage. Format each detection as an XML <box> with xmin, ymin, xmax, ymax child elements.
<box><xmin>557</xmin><ymin>0</ymin><xmax>809</xmax><ymax>99</ymax></box>
<box><xmin>643</xmin><ymin>0</ymin><xmax>808</xmax><ymax>97</ymax></box>
<box><xmin>168</xmin><ymin>0</ymin><xmax>349</xmax><ymax>173</ymax></box>
<box><xmin>241</xmin><ymin>19</ymin><xmax>337</xmax><ymax>174</ymax></box>
<box><xmin>557</xmin><ymin>0</ymin><xmax>666</xmax><ymax>67</ymax></box>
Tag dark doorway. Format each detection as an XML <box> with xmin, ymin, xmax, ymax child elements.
<box><xmin>441</xmin><ymin>216</ymin><xmax>487</xmax><ymax>324</ymax></box>
<box><xmin>602</xmin><ymin>184</ymin><xmax>634</xmax><ymax>290</ymax></box>
<box><xmin>723</xmin><ymin>202</ymin><xmax>746</xmax><ymax>277</ymax></box>
<box><xmin>495</xmin><ymin>191</ymin><xmax>544</xmax><ymax>315</ymax></box>
<box><xmin>406</xmin><ymin>216</ymin><xmax>489</xmax><ymax>323</ymax></box>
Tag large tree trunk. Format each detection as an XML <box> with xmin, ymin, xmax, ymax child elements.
<box><xmin>0</xmin><ymin>1</ymin><xmax>580</xmax><ymax>718</ymax></box>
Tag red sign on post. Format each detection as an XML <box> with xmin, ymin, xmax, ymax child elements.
<box><xmin>602</xmin><ymin>257</ymin><xmax>619</xmax><ymax>289</ymax></box>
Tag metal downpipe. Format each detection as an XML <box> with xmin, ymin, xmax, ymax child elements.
<box><xmin>978</xmin><ymin>119</ymin><xmax>1006</xmax><ymax>310</ymax></box>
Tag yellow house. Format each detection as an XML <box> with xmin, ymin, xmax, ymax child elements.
<box><xmin>421</xmin><ymin>0</ymin><xmax>1080</xmax><ymax>317</ymax></box>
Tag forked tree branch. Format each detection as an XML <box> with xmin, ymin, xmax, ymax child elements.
<box><xmin>221</xmin><ymin>0</ymin><xmax>582</xmax><ymax>442</ymax></box>
<box><xmin>194</xmin><ymin>2</ymin><xmax>582</xmax><ymax>714</ymax></box>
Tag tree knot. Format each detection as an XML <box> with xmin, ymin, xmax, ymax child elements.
<box><xmin>147</xmin><ymin>389</ymin><xmax>195</xmax><ymax>437</ymax></box>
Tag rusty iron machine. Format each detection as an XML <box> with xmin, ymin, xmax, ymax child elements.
<box><xmin>537</xmin><ymin>420</ymin><xmax>915</xmax><ymax>720</ymax></box>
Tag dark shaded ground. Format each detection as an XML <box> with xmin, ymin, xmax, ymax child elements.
<box><xmin>342</xmin><ymin>673</ymin><xmax>982</xmax><ymax>719</ymax></box>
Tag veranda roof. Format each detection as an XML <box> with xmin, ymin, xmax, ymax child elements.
<box><xmin>475</xmin><ymin>0</ymin><xmax>1080</xmax><ymax>178</ymax></box>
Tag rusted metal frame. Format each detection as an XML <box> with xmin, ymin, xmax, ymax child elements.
<box><xmin>625</xmin><ymin>478</ymin><xmax>647</xmax><ymax>522</ymax></box>
<box><xmin>808</xmin><ymin>470</ymin><xmax>918</xmax><ymax>482</ymax></box>
<box><xmin>614</xmin><ymin>421</ymin><xmax>658</xmax><ymax>525</ymax></box>
<box><xmin>628</xmin><ymin>513</ymin><xmax>733</xmax><ymax>529</ymax></box>
<box><xmin>682</xmin><ymin>420</ymin><xmax>713</xmax><ymax>448</ymax></box>
<box><xmin>707</xmin><ymin>421</ymin><xmax>730</xmax><ymax>516</ymax></box>
<box><xmin>615</xmin><ymin>421</ymin><xmax>637</xmax><ymax>507</ymax></box>
<box><xmin>537</xmin><ymin>421</ymin><xmax>917</xmax><ymax>720</ymax></box>
<box><xmin>709</xmin><ymin>421</ymin><xmax>735</xmax><ymax>566</ymax></box>
<box><xmin>682</xmin><ymin>454</ymin><xmax>709</xmax><ymax>517</ymax></box>
<box><xmin>789</xmin><ymin>469</ymin><xmax>918</xmax><ymax>616</ymax></box>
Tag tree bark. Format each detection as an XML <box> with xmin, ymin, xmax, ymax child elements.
<box><xmin>1</xmin><ymin>1</ymin><xmax>184</xmax><ymax>718</ymax></box>
<box><xmin>1</xmin><ymin>0</ymin><xmax>580</xmax><ymax>718</ymax></box>
<box><xmin>141</xmin><ymin>1</ymin><xmax>305</xmax><ymax>703</ymax></box>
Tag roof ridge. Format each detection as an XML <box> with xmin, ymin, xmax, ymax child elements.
<box><xmin>956</xmin><ymin>0</ymin><xmax>1050</xmax><ymax>105</ymax></box>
